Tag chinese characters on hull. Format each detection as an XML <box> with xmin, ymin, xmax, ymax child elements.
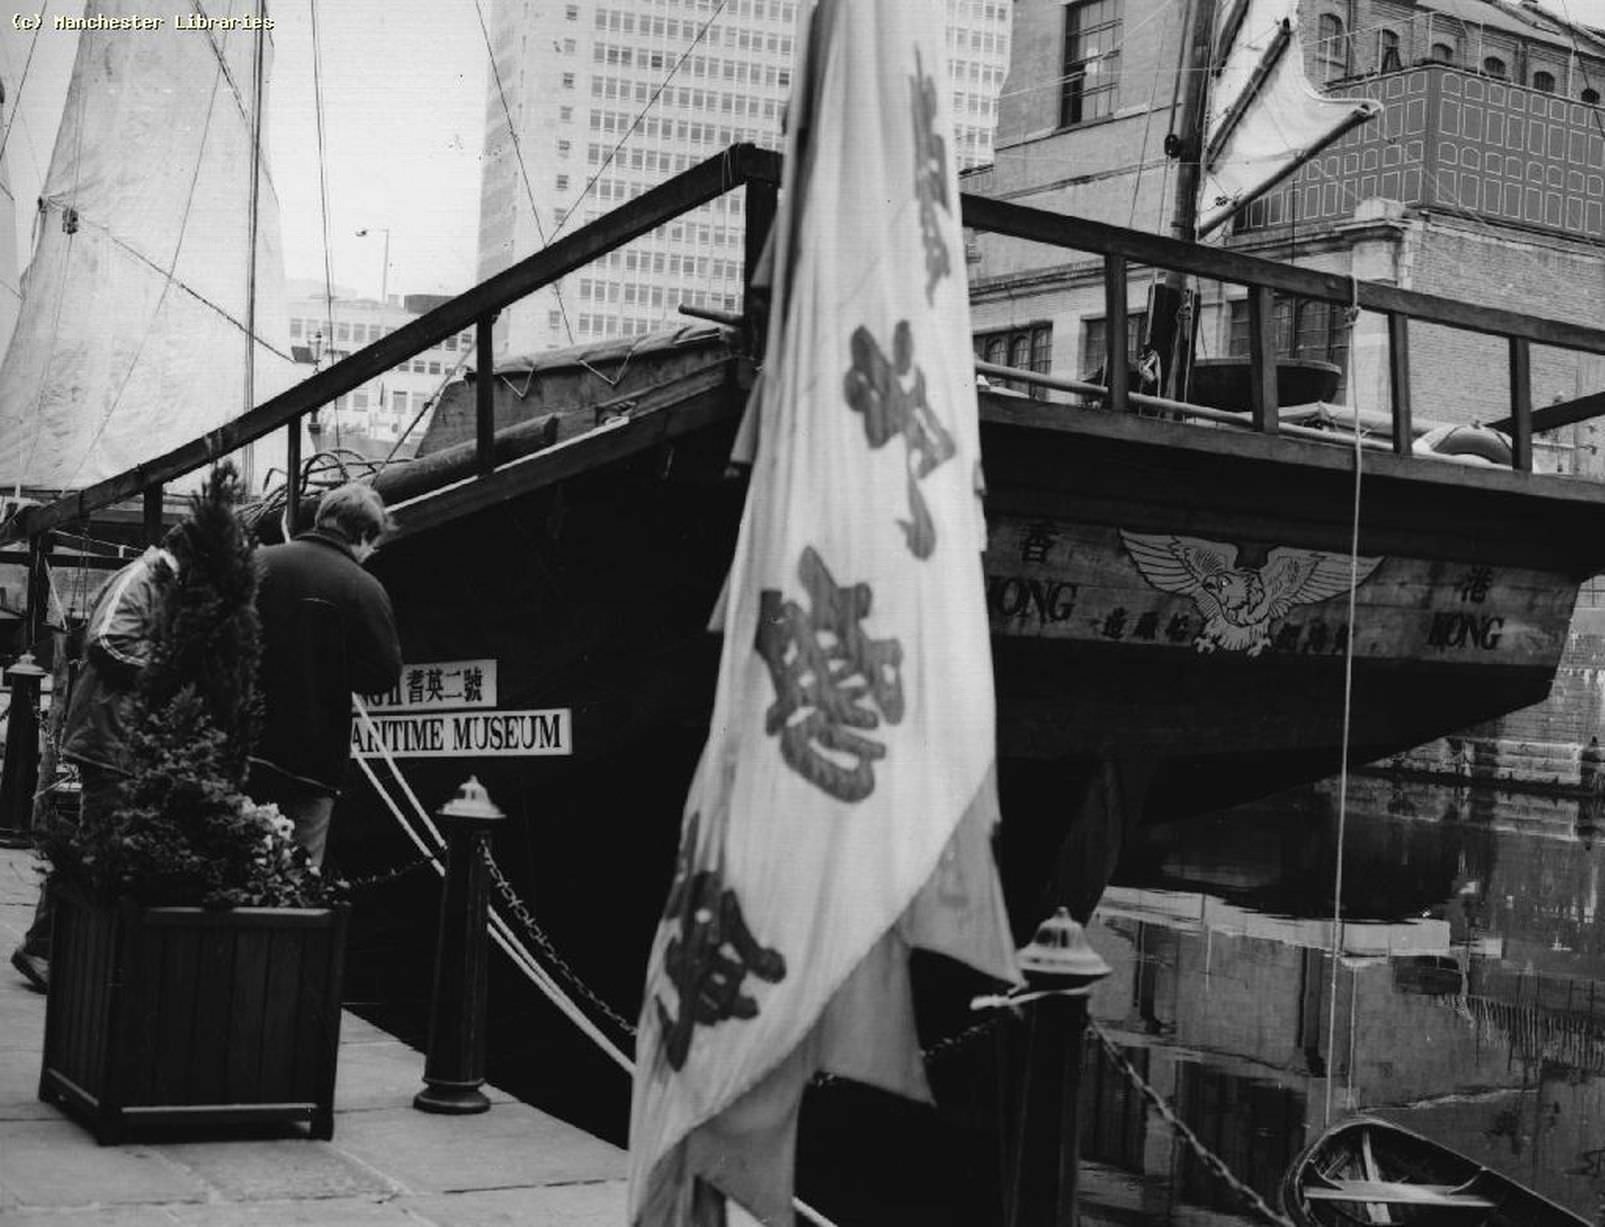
<box><xmin>1119</xmin><ymin>531</ymin><xmax>1383</xmax><ymax>656</ymax></box>
<box><xmin>755</xmin><ymin>545</ymin><xmax>906</xmax><ymax>802</ymax></box>
<box><xmin>653</xmin><ymin>813</ymin><xmax>787</xmax><ymax>1072</ymax></box>
<box><xmin>844</xmin><ymin>321</ymin><xmax>956</xmax><ymax>559</ymax></box>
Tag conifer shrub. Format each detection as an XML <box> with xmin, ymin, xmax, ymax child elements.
<box><xmin>45</xmin><ymin>464</ymin><xmax>340</xmax><ymax>908</ymax></box>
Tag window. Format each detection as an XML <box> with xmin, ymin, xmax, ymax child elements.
<box><xmin>1483</xmin><ymin>56</ymin><xmax>1507</xmax><ymax>79</ymax></box>
<box><xmin>1227</xmin><ymin>296</ymin><xmax>1349</xmax><ymax>398</ymax></box>
<box><xmin>391</xmin><ymin>391</ymin><xmax>408</xmax><ymax>414</ymax></box>
<box><xmin>1059</xmin><ymin>0</ymin><xmax>1120</xmax><ymax>127</ymax></box>
<box><xmin>556</xmin><ymin>174</ymin><xmax>570</xmax><ymax>190</ymax></box>
<box><xmin>289</xmin><ymin>318</ymin><xmax>303</xmax><ymax>338</ymax></box>
<box><xmin>974</xmin><ymin>324</ymin><xmax>1052</xmax><ymax>399</ymax></box>
<box><xmin>1533</xmin><ymin>70</ymin><xmax>1556</xmax><ymax>93</ymax></box>
<box><xmin>1585</xmin><ymin>87</ymin><xmax>1601</xmax><ymax>104</ymax></box>
<box><xmin>560</xmin><ymin>105</ymin><xmax>573</xmax><ymax>122</ymax></box>
<box><xmin>1378</xmin><ymin>29</ymin><xmax>1400</xmax><ymax>73</ymax></box>
<box><xmin>1317</xmin><ymin>14</ymin><xmax>1347</xmax><ymax>82</ymax></box>
<box><xmin>562</xmin><ymin>72</ymin><xmax>575</xmax><ymax>88</ymax></box>
<box><xmin>1430</xmin><ymin>41</ymin><xmax>1455</xmax><ymax>64</ymax></box>
<box><xmin>565</xmin><ymin>3</ymin><xmax>578</xmax><ymax>18</ymax></box>
<box><xmin>1081</xmin><ymin>312</ymin><xmax>1147</xmax><ymax>380</ymax></box>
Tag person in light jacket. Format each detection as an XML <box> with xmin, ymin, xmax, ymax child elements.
<box><xmin>247</xmin><ymin>482</ymin><xmax>402</xmax><ymax>867</ymax></box>
<box><xmin>10</xmin><ymin>541</ymin><xmax>178</xmax><ymax>992</ymax></box>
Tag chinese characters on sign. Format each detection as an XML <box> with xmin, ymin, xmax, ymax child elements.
<box><xmin>352</xmin><ymin>658</ymin><xmax>571</xmax><ymax>758</ymax></box>
<box><xmin>361</xmin><ymin>658</ymin><xmax>497</xmax><ymax>712</ymax></box>
<box><xmin>1119</xmin><ymin>531</ymin><xmax>1383</xmax><ymax>656</ymax></box>
<box><xmin>755</xmin><ymin>546</ymin><xmax>905</xmax><ymax>802</ymax></box>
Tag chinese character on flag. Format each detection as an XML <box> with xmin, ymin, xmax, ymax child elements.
<box><xmin>627</xmin><ymin>3</ymin><xmax>1021</xmax><ymax>1223</ymax></box>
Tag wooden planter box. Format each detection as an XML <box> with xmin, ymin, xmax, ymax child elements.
<box><xmin>39</xmin><ymin>887</ymin><xmax>349</xmax><ymax>1143</ymax></box>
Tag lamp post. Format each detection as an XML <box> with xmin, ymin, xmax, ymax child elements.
<box><xmin>0</xmin><ymin>653</ymin><xmax>48</xmax><ymax>847</ymax></box>
<box><xmin>356</xmin><ymin>227</ymin><xmax>392</xmax><ymax>419</ymax></box>
<box><xmin>356</xmin><ymin>227</ymin><xmax>390</xmax><ymax>308</ymax></box>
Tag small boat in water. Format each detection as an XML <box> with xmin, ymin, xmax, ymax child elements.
<box><xmin>1282</xmin><ymin>1117</ymin><xmax>1588</xmax><ymax>1226</ymax></box>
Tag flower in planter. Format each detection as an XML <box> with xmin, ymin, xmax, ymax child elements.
<box><xmin>43</xmin><ymin>464</ymin><xmax>343</xmax><ymax>909</ymax></box>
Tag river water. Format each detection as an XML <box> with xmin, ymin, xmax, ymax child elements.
<box><xmin>1068</xmin><ymin>772</ymin><xmax>1605</xmax><ymax>1226</ymax></box>
<box><xmin>344</xmin><ymin>771</ymin><xmax>1605</xmax><ymax>1225</ymax></box>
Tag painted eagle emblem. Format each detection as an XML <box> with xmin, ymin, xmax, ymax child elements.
<box><xmin>1120</xmin><ymin>531</ymin><xmax>1383</xmax><ymax>656</ymax></box>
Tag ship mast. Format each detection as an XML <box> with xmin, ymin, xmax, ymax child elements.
<box><xmin>243</xmin><ymin>6</ymin><xmax>268</xmax><ymax>489</ymax></box>
<box><xmin>1148</xmin><ymin>0</ymin><xmax>1219</xmax><ymax>400</ymax></box>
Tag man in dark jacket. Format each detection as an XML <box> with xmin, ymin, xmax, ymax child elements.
<box><xmin>247</xmin><ymin>482</ymin><xmax>402</xmax><ymax>867</ymax></box>
<box><xmin>10</xmin><ymin>541</ymin><xmax>178</xmax><ymax>991</ymax></box>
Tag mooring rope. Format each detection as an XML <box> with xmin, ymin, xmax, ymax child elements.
<box><xmin>1091</xmin><ymin>1023</ymin><xmax>1298</xmax><ymax>1227</ymax></box>
<box><xmin>1324</xmin><ymin>275</ymin><xmax>1366</xmax><ymax>1129</ymax></box>
<box><xmin>348</xmin><ymin>696</ymin><xmax>841</xmax><ymax>1227</ymax></box>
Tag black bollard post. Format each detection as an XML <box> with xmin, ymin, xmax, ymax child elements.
<box><xmin>414</xmin><ymin>775</ymin><xmax>506</xmax><ymax>1115</ymax></box>
<box><xmin>0</xmin><ymin>653</ymin><xmax>48</xmax><ymax>848</ymax></box>
<box><xmin>1004</xmin><ymin>908</ymin><xmax>1113</xmax><ymax>1227</ymax></box>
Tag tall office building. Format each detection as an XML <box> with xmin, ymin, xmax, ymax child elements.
<box><xmin>478</xmin><ymin>0</ymin><xmax>1012</xmax><ymax>357</ymax></box>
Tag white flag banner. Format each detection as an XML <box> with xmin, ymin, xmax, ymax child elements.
<box><xmin>627</xmin><ymin>2</ymin><xmax>1020</xmax><ymax>1223</ymax></box>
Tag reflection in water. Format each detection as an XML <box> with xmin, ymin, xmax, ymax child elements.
<box><xmin>1077</xmin><ymin>775</ymin><xmax>1605</xmax><ymax>1224</ymax></box>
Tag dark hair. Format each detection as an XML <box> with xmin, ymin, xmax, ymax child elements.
<box><xmin>313</xmin><ymin>482</ymin><xmax>392</xmax><ymax>545</ymax></box>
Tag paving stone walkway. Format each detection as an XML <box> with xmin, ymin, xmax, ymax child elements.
<box><xmin>0</xmin><ymin>846</ymin><xmax>631</xmax><ymax>1226</ymax></box>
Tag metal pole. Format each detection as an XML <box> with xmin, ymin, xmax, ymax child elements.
<box><xmin>415</xmin><ymin>776</ymin><xmax>506</xmax><ymax>1115</ymax></box>
<box><xmin>0</xmin><ymin>654</ymin><xmax>47</xmax><ymax>846</ymax></box>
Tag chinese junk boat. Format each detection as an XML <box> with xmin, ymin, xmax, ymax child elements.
<box><xmin>11</xmin><ymin>145</ymin><xmax>1605</xmax><ymax>927</ymax></box>
<box><xmin>1282</xmin><ymin>1117</ymin><xmax>1589</xmax><ymax>1226</ymax></box>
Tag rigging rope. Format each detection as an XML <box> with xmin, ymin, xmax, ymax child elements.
<box><xmin>470</xmin><ymin>0</ymin><xmax>578</xmax><ymax>346</ymax></box>
<box><xmin>1090</xmin><ymin>1023</ymin><xmax>1299</xmax><ymax>1226</ymax></box>
<box><xmin>1323</xmin><ymin>274</ymin><xmax>1365</xmax><ymax>1130</ymax></box>
<box><xmin>552</xmin><ymin>0</ymin><xmax>732</xmax><ymax>246</ymax></box>
<box><xmin>0</xmin><ymin>0</ymin><xmax>49</xmax><ymax>168</ymax></box>
<box><xmin>308</xmin><ymin>0</ymin><xmax>341</xmax><ymax>450</ymax></box>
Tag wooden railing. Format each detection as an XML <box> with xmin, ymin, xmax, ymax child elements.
<box><xmin>9</xmin><ymin>141</ymin><xmax>1605</xmax><ymax>556</ymax></box>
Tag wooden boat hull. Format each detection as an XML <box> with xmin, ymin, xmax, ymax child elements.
<box><xmin>1282</xmin><ymin>1116</ymin><xmax>1588</xmax><ymax>1225</ymax></box>
<box><xmin>349</xmin><ymin>346</ymin><xmax>1605</xmax><ymax>924</ymax></box>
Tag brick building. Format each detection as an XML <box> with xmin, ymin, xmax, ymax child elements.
<box><xmin>965</xmin><ymin>0</ymin><xmax>1605</xmax><ymax>476</ymax></box>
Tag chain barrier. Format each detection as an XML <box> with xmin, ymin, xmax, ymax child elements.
<box><xmin>1089</xmin><ymin>1022</ymin><xmax>1298</xmax><ymax>1227</ymax></box>
<box><xmin>479</xmin><ymin>845</ymin><xmax>643</xmax><ymax>1039</ymax></box>
<box><xmin>475</xmin><ymin>843</ymin><xmax>1016</xmax><ymax>1067</ymax></box>
<box><xmin>924</xmin><ymin>1015</ymin><xmax>1007</xmax><ymax>1064</ymax></box>
<box><xmin>342</xmin><ymin>852</ymin><xmax>438</xmax><ymax>895</ymax></box>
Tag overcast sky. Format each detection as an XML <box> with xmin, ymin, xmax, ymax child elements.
<box><xmin>5</xmin><ymin>0</ymin><xmax>1605</xmax><ymax>302</ymax></box>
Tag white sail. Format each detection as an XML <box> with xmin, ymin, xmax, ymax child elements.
<box><xmin>0</xmin><ymin>0</ymin><xmax>294</xmax><ymax>494</ymax></box>
<box><xmin>1198</xmin><ymin>0</ymin><xmax>1380</xmax><ymax>236</ymax></box>
<box><xmin>0</xmin><ymin>80</ymin><xmax>19</xmax><ymax>362</ymax></box>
